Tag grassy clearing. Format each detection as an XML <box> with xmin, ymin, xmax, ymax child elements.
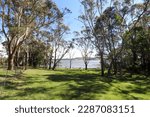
<box><xmin>0</xmin><ymin>68</ymin><xmax>150</xmax><ymax>100</ymax></box>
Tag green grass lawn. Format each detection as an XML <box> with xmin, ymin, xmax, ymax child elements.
<box><xmin>0</xmin><ymin>68</ymin><xmax>150</xmax><ymax>100</ymax></box>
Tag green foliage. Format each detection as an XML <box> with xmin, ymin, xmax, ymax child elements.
<box><xmin>123</xmin><ymin>24</ymin><xmax>150</xmax><ymax>73</ymax></box>
<box><xmin>28</xmin><ymin>39</ymin><xmax>48</xmax><ymax>68</ymax></box>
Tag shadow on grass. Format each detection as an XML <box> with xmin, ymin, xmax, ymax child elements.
<box><xmin>115</xmin><ymin>87</ymin><xmax>142</xmax><ymax>100</ymax></box>
<box><xmin>0</xmin><ymin>71</ymin><xmax>24</xmax><ymax>79</ymax></box>
<box><xmin>0</xmin><ymin>81</ymin><xmax>20</xmax><ymax>90</ymax></box>
<box><xmin>112</xmin><ymin>74</ymin><xmax>150</xmax><ymax>99</ymax></box>
<box><xmin>16</xmin><ymin>87</ymin><xmax>49</xmax><ymax>97</ymax></box>
<box><xmin>59</xmin><ymin>83</ymin><xmax>108</xmax><ymax>100</ymax></box>
<box><xmin>45</xmin><ymin>71</ymin><xmax>150</xmax><ymax>99</ymax></box>
<box><xmin>118</xmin><ymin>74</ymin><xmax>150</xmax><ymax>94</ymax></box>
<box><xmin>0</xmin><ymin>86</ymin><xmax>51</xmax><ymax>100</ymax></box>
<box><xmin>0</xmin><ymin>69</ymin><xmax>150</xmax><ymax>100</ymax></box>
<box><xmin>0</xmin><ymin>74</ymin><xmax>15</xmax><ymax>79</ymax></box>
<box><xmin>45</xmin><ymin>73</ymin><xmax>110</xmax><ymax>99</ymax></box>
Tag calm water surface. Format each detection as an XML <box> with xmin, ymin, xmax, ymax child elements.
<box><xmin>57</xmin><ymin>59</ymin><xmax>100</xmax><ymax>69</ymax></box>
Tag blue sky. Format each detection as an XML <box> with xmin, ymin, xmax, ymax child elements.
<box><xmin>53</xmin><ymin>0</ymin><xmax>143</xmax><ymax>40</ymax></box>
<box><xmin>53</xmin><ymin>0</ymin><xmax>83</xmax><ymax>40</ymax></box>
<box><xmin>53</xmin><ymin>0</ymin><xmax>86</xmax><ymax>58</ymax></box>
<box><xmin>52</xmin><ymin>0</ymin><xmax>143</xmax><ymax>58</ymax></box>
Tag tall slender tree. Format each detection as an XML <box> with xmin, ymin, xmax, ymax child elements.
<box><xmin>74</xmin><ymin>28</ymin><xmax>93</xmax><ymax>70</ymax></box>
<box><xmin>0</xmin><ymin>0</ymin><xmax>61</xmax><ymax>70</ymax></box>
<box><xmin>79</xmin><ymin>0</ymin><xmax>106</xmax><ymax>76</ymax></box>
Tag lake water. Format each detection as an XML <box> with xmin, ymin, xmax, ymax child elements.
<box><xmin>57</xmin><ymin>59</ymin><xmax>100</xmax><ymax>69</ymax></box>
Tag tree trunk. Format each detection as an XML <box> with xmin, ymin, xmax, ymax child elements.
<box><xmin>85</xmin><ymin>62</ymin><xmax>88</xmax><ymax>70</ymax></box>
<box><xmin>49</xmin><ymin>59</ymin><xmax>52</xmax><ymax>69</ymax></box>
<box><xmin>7</xmin><ymin>54</ymin><xmax>14</xmax><ymax>70</ymax></box>
<box><xmin>148</xmin><ymin>62</ymin><xmax>150</xmax><ymax>75</ymax></box>
<box><xmin>14</xmin><ymin>51</ymin><xmax>19</xmax><ymax>67</ymax></box>
<box><xmin>100</xmin><ymin>52</ymin><xmax>104</xmax><ymax>76</ymax></box>
<box><xmin>113</xmin><ymin>58</ymin><xmax>117</xmax><ymax>75</ymax></box>
<box><xmin>52</xmin><ymin>63</ymin><xmax>57</xmax><ymax>70</ymax></box>
<box><xmin>131</xmin><ymin>50</ymin><xmax>137</xmax><ymax>73</ymax></box>
<box><xmin>107</xmin><ymin>60</ymin><xmax>113</xmax><ymax>77</ymax></box>
<box><xmin>49</xmin><ymin>50</ymin><xmax>53</xmax><ymax>70</ymax></box>
<box><xmin>7</xmin><ymin>42</ymin><xmax>20</xmax><ymax>70</ymax></box>
<box><xmin>24</xmin><ymin>52</ymin><xmax>28</xmax><ymax>70</ymax></box>
<box><xmin>49</xmin><ymin>55</ymin><xmax>53</xmax><ymax>70</ymax></box>
<box><xmin>69</xmin><ymin>59</ymin><xmax>72</xmax><ymax>69</ymax></box>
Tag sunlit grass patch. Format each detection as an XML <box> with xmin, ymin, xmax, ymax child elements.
<box><xmin>0</xmin><ymin>69</ymin><xmax>149</xmax><ymax>100</ymax></box>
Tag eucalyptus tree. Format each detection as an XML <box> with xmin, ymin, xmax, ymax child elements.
<box><xmin>80</xmin><ymin>0</ymin><xmax>150</xmax><ymax>76</ymax></box>
<box><xmin>0</xmin><ymin>0</ymin><xmax>62</xmax><ymax>70</ymax></box>
<box><xmin>95</xmin><ymin>0</ymin><xmax>150</xmax><ymax>76</ymax></box>
<box><xmin>32</xmin><ymin>8</ymin><xmax>72</xmax><ymax>70</ymax></box>
<box><xmin>123</xmin><ymin>12</ymin><xmax>150</xmax><ymax>73</ymax></box>
<box><xmin>79</xmin><ymin>0</ymin><xmax>107</xmax><ymax>75</ymax></box>
<box><xmin>74</xmin><ymin>28</ymin><xmax>94</xmax><ymax>70</ymax></box>
<box><xmin>23</xmin><ymin>38</ymin><xmax>47</xmax><ymax>68</ymax></box>
<box><xmin>79</xmin><ymin>0</ymin><xmax>123</xmax><ymax>76</ymax></box>
<box><xmin>95</xmin><ymin>6</ymin><xmax>125</xmax><ymax>76</ymax></box>
<box><xmin>50</xmin><ymin>20</ymin><xmax>73</xmax><ymax>70</ymax></box>
<box><xmin>125</xmin><ymin>0</ymin><xmax>150</xmax><ymax>73</ymax></box>
<box><xmin>68</xmin><ymin>48</ymin><xmax>75</xmax><ymax>69</ymax></box>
